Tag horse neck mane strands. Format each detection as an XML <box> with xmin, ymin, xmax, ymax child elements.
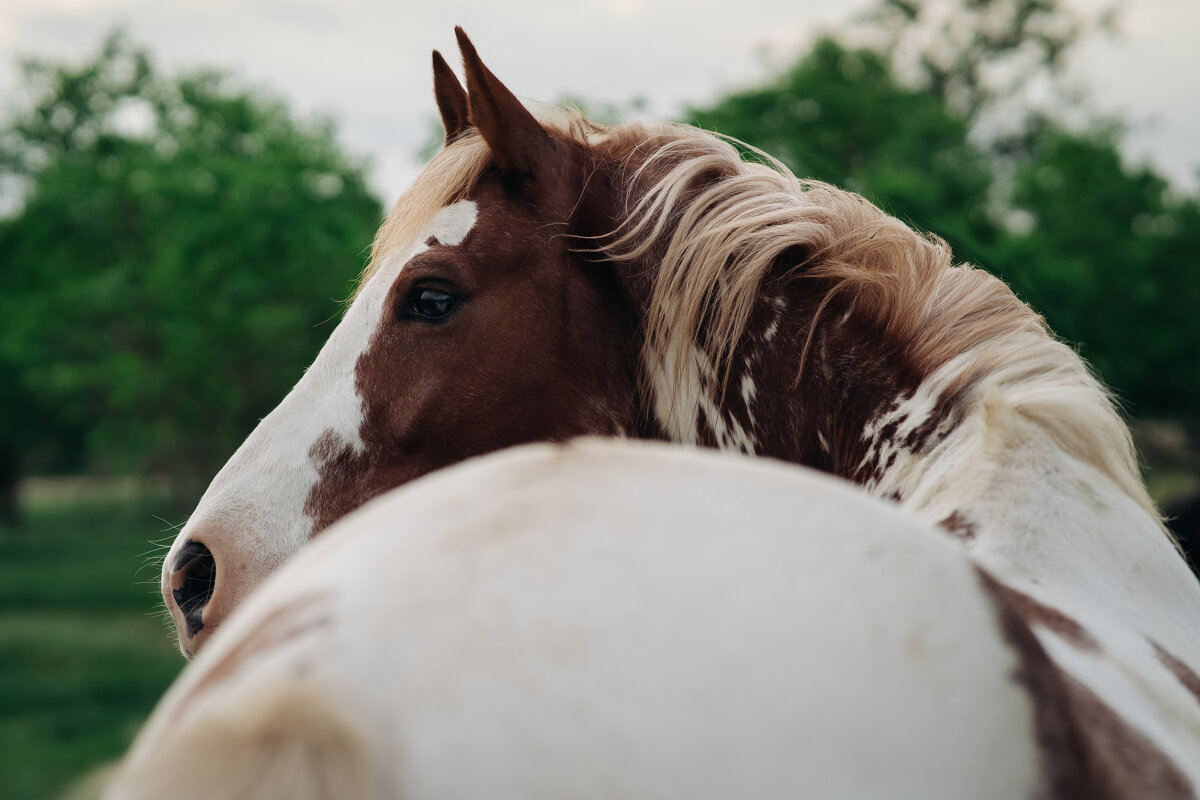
<box><xmin>590</xmin><ymin>122</ymin><xmax>1160</xmax><ymax>529</ymax></box>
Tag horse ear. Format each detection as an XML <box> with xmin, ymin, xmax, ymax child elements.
<box><xmin>432</xmin><ymin>50</ymin><xmax>469</xmax><ymax>144</ymax></box>
<box><xmin>454</xmin><ymin>27</ymin><xmax>559</xmax><ymax>179</ymax></box>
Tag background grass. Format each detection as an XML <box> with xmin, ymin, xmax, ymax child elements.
<box><xmin>0</xmin><ymin>498</ymin><xmax>185</xmax><ymax>799</ymax></box>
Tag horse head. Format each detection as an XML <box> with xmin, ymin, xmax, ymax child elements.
<box><xmin>163</xmin><ymin>30</ymin><xmax>644</xmax><ymax>657</ymax></box>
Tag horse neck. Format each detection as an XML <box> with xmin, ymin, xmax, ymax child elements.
<box><xmin>635</xmin><ymin>267</ymin><xmax>1198</xmax><ymax>633</ymax></box>
<box><xmin>904</xmin><ymin>389</ymin><xmax>1200</xmax><ymax>655</ymax></box>
<box><xmin>586</xmin><ymin>127</ymin><xmax>1191</xmax><ymax>616</ymax></box>
<box><xmin>799</xmin><ymin>300</ymin><xmax>1200</xmax><ymax>654</ymax></box>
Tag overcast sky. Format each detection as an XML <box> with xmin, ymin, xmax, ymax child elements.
<box><xmin>1</xmin><ymin>0</ymin><xmax>1197</xmax><ymax>203</ymax></box>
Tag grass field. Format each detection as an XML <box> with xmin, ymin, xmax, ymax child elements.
<box><xmin>0</xmin><ymin>498</ymin><xmax>185</xmax><ymax>799</ymax></box>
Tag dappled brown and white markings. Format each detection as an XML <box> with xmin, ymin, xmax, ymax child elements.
<box><xmin>644</xmin><ymin>343</ymin><xmax>758</xmax><ymax>453</ymax></box>
<box><xmin>938</xmin><ymin>509</ymin><xmax>977</xmax><ymax>541</ymax></box>
<box><xmin>855</xmin><ymin>351</ymin><xmax>973</xmax><ymax>499</ymax></box>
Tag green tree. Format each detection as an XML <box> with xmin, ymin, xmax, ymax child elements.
<box><xmin>0</xmin><ymin>34</ymin><xmax>382</xmax><ymax>497</ymax></box>
<box><xmin>998</xmin><ymin>126</ymin><xmax>1200</xmax><ymax>420</ymax></box>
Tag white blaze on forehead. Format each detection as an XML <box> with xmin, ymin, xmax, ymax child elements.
<box><xmin>168</xmin><ymin>201</ymin><xmax>479</xmax><ymax>589</ymax></box>
<box><xmin>323</xmin><ymin>198</ymin><xmax>479</xmax><ymax>451</ymax></box>
<box><xmin>419</xmin><ymin>199</ymin><xmax>478</xmax><ymax>248</ymax></box>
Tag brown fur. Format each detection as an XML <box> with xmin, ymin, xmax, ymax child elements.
<box><xmin>938</xmin><ymin>510</ymin><xmax>977</xmax><ymax>541</ymax></box>
<box><xmin>1153</xmin><ymin>640</ymin><xmax>1200</xmax><ymax>706</ymax></box>
<box><xmin>977</xmin><ymin>569</ymin><xmax>1194</xmax><ymax>799</ymax></box>
<box><xmin>307</xmin><ymin>137</ymin><xmax>640</xmax><ymax>534</ymax></box>
<box><xmin>432</xmin><ymin>50</ymin><xmax>469</xmax><ymax>144</ymax></box>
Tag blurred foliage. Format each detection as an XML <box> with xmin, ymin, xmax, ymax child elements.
<box><xmin>861</xmin><ymin>0</ymin><xmax>1104</xmax><ymax>126</ymax></box>
<box><xmin>691</xmin><ymin>0</ymin><xmax>1199</xmax><ymax>427</ymax></box>
<box><xmin>0</xmin><ymin>33</ymin><xmax>382</xmax><ymax>500</ymax></box>
<box><xmin>999</xmin><ymin>126</ymin><xmax>1200</xmax><ymax>420</ymax></box>
<box><xmin>0</xmin><ymin>498</ymin><xmax>183</xmax><ymax>799</ymax></box>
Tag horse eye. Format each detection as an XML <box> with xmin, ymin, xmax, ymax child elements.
<box><xmin>403</xmin><ymin>287</ymin><xmax>459</xmax><ymax>322</ymax></box>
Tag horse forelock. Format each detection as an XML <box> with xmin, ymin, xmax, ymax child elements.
<box><xmin>357</xmin><ymin>106</ymin><xmax>610</xmax><ymax>298</ymax></box>
<box><xmin>357</xmin><ymin>135</ymin><xmax>492</xmax><ymax>297</ymax></box>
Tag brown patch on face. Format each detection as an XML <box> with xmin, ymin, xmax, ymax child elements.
<box><xmin>976</xmin><ymin>568</ymin><xmax>1195</xmax><ymax>800</ymax></box>
<box><xmin>301</xmin><ymin>161</ymin><xmax>640</xmax><ymax>540</ymax></box>
<box><xmin>304</xmin><ymin>430</ymin><xmax>369</xmax><ymax>536</ymax></box>
<box><xmin>938</xmin><ymin>510</ymin><xmax>977</xmax><ymax>541</ymax></box>
<box><xmin>1152</xmin><ymin>640</ymin><xmax>1200</xmax><ymax>706</ymax></box>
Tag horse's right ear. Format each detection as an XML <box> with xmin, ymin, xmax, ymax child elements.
<box><xmin>454</xmin><ymin>27</ymin><xmax>561</xmax><ymax>182</ymax></box>
<box><xmin>432</xmin><ymin>50</ymin><xmax>469</xmax><ymax>144</ymax></box>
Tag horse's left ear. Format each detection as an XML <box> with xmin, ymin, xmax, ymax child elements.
<box><xmin>432</xmin><ymin>50</ymin><xmax>469</xmax><ymax>144</ymax></box>
<box><xmin>455</xmin><ymin>27</ymin><xmax>561</xmax><ymax>180</ymax></box>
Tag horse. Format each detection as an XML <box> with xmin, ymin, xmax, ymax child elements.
<box><xmin>149</xmin><ymin>27</ymin><xmax>1200</xmax><ymax>793</ymax></box>
<box><xmin>107</xmin><ymin>439</ymin><xmax>1187</xmax><ymax>798</ymax></box>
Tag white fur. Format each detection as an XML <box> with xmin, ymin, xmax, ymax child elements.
<box><xmin>113</xmin><ymin>440</ymin><xmax>1044</xmax><ymax>799</ymax></box>
<box><xmin>644</xmin><ymin>342</ymin><xmax>707</xmax><ymax>446</ymax></box>
<box><xmin>761</xmin><ymin>295</ymin><xmax>786</xmax><ymax>343</ymax></box>
<box><xmin>646</xmin><ymin>343</ymin><xmax>756</xmax><ymax>454</ymax></box>
<box><xmin>739</xmin><ymin>373</ymin><xmax>757</xmax><ymax>431</ymax></box>
<box><xmin>162</xmin><ymin>201</ymin><xmax>478</xmax><ymax>650</ymax></box>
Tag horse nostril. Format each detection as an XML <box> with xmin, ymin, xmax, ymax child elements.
<box><xmin>171</xmin><ymin>540</ymin><xmax>216</xmax><ymax>639</ymax></box>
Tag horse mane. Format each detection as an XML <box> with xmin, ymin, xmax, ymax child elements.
<box><xmin>593</xmin><ymin>123</ymin><xmax>1161</xmax><ymax>526</ymax></box>
<box><xmin>359</xmin><ymin>113</ymin><xmax>1160</xmax><ymax>527</ymax></box>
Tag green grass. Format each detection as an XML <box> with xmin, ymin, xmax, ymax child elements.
<box><xmin>0</xmin><ymin>500</ymin><xmax>186</xmax><ymax>800</ymax></box>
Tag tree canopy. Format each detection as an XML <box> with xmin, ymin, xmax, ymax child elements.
<box><xmin>0</xmin><ymin>34</ymin><xmax>382</xmax><ymax>496</ymax></box>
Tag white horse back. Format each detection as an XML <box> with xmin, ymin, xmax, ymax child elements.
<box><xmin>106</xmin><ymin>439</ymin><xmax>1169</xmax><ymax>798</ymax></box>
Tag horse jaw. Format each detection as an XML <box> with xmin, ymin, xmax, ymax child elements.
<box><xmin>162</xmin><ymin>200</ymin><xmax>478</xmax><ymax>657</ymax></box>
